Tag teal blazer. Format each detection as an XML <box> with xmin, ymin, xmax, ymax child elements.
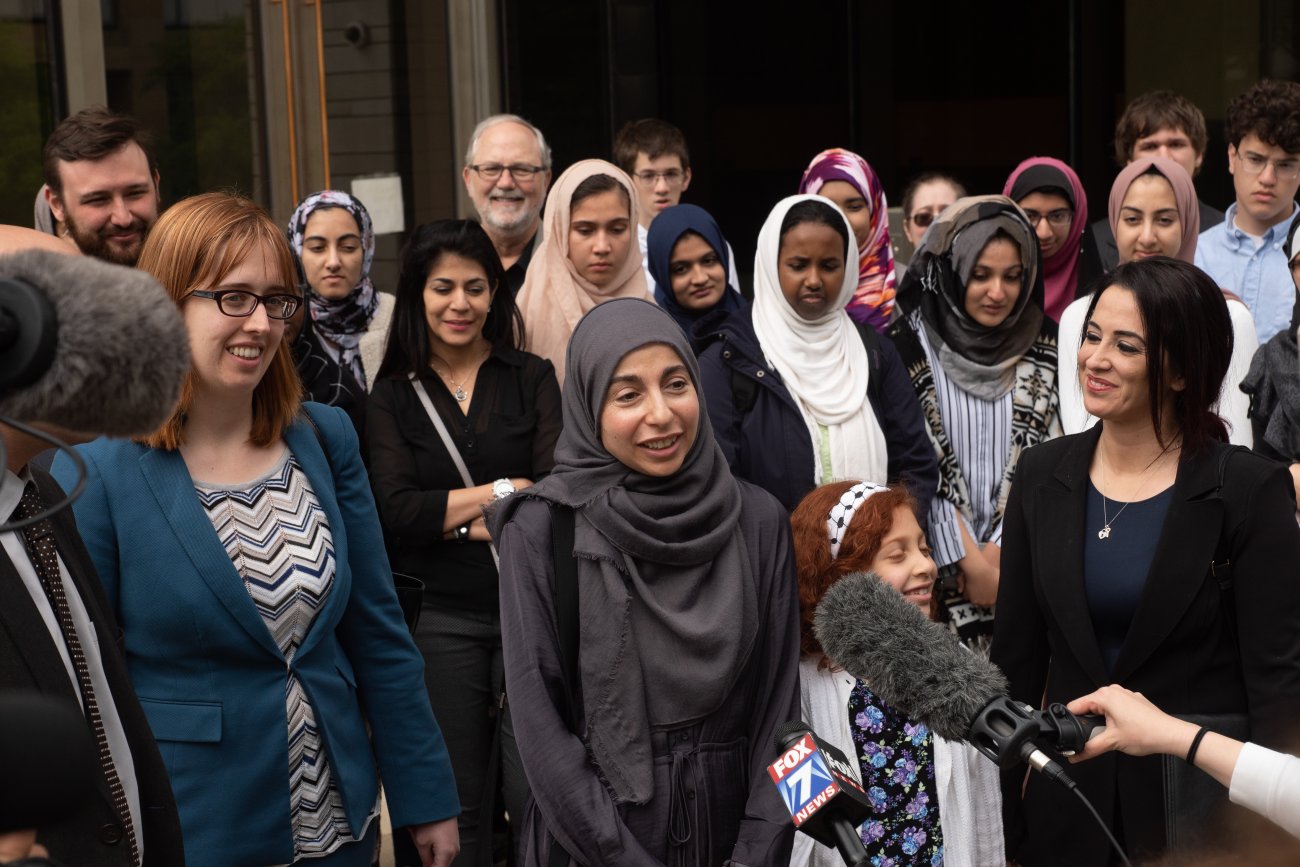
<box><xmin>53</xmin><ymin>403</ymin><xmax>457</xmax><ymax>867</ymax></box>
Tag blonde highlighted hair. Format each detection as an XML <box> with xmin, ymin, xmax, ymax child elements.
<box><xmin>136</xmin><ymin>192</ymin><xmax>302</xmax><ymax>450</ymax></box>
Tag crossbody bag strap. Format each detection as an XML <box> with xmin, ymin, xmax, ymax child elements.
<box><xmin>547</xmin><ymin>503</ymin><xmax>579</xmax><ymax>867</ymax></box>
<box><xmin>409</xmin><ymin>374</ymin><xmax>500</xmax><ymax>569</ymax></box>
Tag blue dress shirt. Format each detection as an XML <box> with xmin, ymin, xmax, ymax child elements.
<box><xmin>1195</xmin><ymin>202</ymin><xmax>1299</xmax><ymax>343</ymax></box>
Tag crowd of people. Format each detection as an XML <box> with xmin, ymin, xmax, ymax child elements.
<box><xmin>3</xmin><ymin>76</ymin><xmax>1300</xmax><ymax>867</ymax></box>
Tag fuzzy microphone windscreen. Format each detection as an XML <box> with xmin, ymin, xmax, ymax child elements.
<box><xmin>814</xmin><ymin>570</ymin><xmax>1009</xmax><ymax>742</ymax></box>
<box><xmin>0</xmin><ymin>249</ymin><xmax>189</xmax><ymax>437</ymax></box>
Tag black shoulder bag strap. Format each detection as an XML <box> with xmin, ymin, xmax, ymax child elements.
<box><xmin>548</xmin><ymin>504</ymin><xmax>579</xmax><ymax>867</ymax></box>
<box><xmin>1212</xmin><ymin>445</ymin><xmax>1247</xmax><ymax>652</ymax></box>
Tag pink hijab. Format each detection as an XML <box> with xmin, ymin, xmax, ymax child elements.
<box><xmin>1002</xmin><ymin>156</ymin><xmax>1087</xmax><ymax>323</ymax></box>
<box><xmin>1107</xmin><ymin>156</ymin><xmax>1200</xmax><ymax>263</ymax></box>
<box><xmin>515</xmin><ymin>159</ymin><xmax>651</xmax><ymax>383</ymax></box>
<box><xmin>798</xmin><ymin>148</ymin><xmax>897</xmax><ymax>331</ymax></box>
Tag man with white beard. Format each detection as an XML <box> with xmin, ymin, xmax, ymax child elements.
<box><xmin>462</xmin><ymin>115</ymin><xmax>553</xmax><ymax>296</ymax></box>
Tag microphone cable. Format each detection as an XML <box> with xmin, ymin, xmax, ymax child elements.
<box><xmin>0</xmin><ymin>415</ymin><xmax>87</xmax><ymax>532</ymax></box>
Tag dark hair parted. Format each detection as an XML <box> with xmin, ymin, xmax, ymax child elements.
<box><xmin>780</xmin><ymin>199</ymin><xmax>850</xmax><ymax>260</ymax></box>
<box><xmin>612</xmin><ymin>118</ymin><xmax>691</xmax><ymax>175</ymax></box>
<box><xmin>791</xmin><ymin>483</ymin><xmax>916</xmax><ymax>668</ymax></box>
<box><xmin>901</xmin><ymin>172</ymin><xmax>967</xmax><ymax>218</ymax></box>
<box><xmin>43</xmin><ymin>106</ymin><xmax>157</xmax><ymax>195</ymax></box>
<box><xmin>1226</xmin><ymin>79</ymin><xmax>1300</xmax><ymax>153</ymax></box>
<box><xmin>569</xmin><ymin>173</ymin><xmax>630</xmax><ymax>212</ymax></box>
<box><xmin>376</xmin><ymin>220</ymin><xmax>524</xmax><ymax>381</ymax></box>
<box><xmin>1081</xmin><ymin>257</ymin><xmax>1232</xmax><ymax>454</ymax></box>
<box><xmin>1113</xmin><ymin>90</ymin><xmax>1209</xmax><ymax>167</ymax></box>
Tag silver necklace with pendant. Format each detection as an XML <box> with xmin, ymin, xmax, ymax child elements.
<box><xmin>1097</xmin><ymin>442</ymin><xmax>1172</xmax><ymax>540</ymax></box>
<box><xmin>432</xmin><ymin>355</ymin><xmax>478</xmax><ymax>402</ymax></box>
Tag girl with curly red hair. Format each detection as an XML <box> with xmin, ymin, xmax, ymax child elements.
<box><xmin>790</xmin><ymin>480</ymin><xmax>1003</xmax><ymax>867</ymax></box>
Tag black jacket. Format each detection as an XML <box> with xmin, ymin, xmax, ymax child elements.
<box><xmin>0</xmin><ymin>467</ymin><xmax>184</xmax><ymax>866</ymax></box>
<box><xmin>696</xmin><ymin>306</ymin><xmax>939</xmax><ymax>517</ymax></box>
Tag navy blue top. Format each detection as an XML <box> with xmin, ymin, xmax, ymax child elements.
<box><xmin>1084</xmin><ymin>480</ymin><xmax>1175</xmax><ymax>674</ymax></box>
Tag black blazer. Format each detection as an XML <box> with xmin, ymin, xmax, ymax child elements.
<box><xmin>0</xmin><ymin>467</ymin><xmax>184</xmax><ymax>867</ymax></box>
<box><xmin>990</xmin><ymin>426</ymin><xmax>1300</xmax><ymax>866</ymax></box>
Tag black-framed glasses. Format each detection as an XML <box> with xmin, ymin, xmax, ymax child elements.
<box><xmin>1023</xmin><ymin>208</ymin><xmax>1073</xmax><ymax>228</ymax></box>
<box><xmin>188</xmin><ymin>289</ymin><xmax>301</xmax><ymax>320</ymax></box>
<box><xmin>467</xmin><ymin>163</ymin><xmax>547</xmax><ymax>181</ymax></box>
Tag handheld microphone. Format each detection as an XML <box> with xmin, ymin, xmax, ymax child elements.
<box><xmin>0</xmin><ymin>249</ymin><xmax>189</xmax><ymax>437</ymax></box>
<box><xmin>813</xmin><ymin>572</ymin><xmax>1104</xmax><ymax>786</ymax></box>
<box><xmin>769</xmin><ymin>721</ymin><xmax>873</xmax><ymax>867</ymax></box>
<box><xmin>0</xmin><ymin>692</ymin><xmax>98</xmax><ymax>834</ymax></box>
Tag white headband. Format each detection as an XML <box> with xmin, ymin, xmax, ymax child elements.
<box><xmin>827</xmin><ymin>481</ymin><xmax>889</xmax><ymax>559</ymax></box>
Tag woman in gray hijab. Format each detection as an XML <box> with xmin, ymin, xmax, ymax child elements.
<box><xmin>886</xmin><ymin>196</ymin><xmax>1063</xmax><ymax>653</ymax></box>
<box><xmin>491</xmin><ymin>297</ymin><xmax>800</xmax><ymax>866</ymax></box>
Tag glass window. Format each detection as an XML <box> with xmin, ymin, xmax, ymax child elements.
<box><xmin>0</xmin><ymin>0</ymin><xmax>61</xmax><ymax>226</ymax></box>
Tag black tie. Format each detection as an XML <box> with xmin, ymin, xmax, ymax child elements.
<box><xmin>14</xmin><ymin>482</ymin><xmax>140</xmax><ymax>867</ymax></box>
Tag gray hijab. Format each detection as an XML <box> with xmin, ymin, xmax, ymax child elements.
<box><xmin>898</xmin><ymin>195</ymin><xmax>1045</xmax><ymax>399</ymax></box>
<box><xmin>495</xmin><ymin>297</ymin><xmax>757</xmax><ymax>805</ymax></box>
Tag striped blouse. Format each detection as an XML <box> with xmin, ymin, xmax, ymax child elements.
<box><xmin>914</xmin><ymin>326</ymin><xmax>1012</xmax><ymax>568</ymax></box>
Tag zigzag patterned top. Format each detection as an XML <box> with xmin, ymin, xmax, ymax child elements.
<box><xmin>196</xmin><ymin>451</ymin><xmax>368</xmax><ymax>861</ymax></box>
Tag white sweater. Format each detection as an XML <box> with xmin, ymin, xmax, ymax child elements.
<box><xmin>1230</xmin><ymin>742</ymin><xmax>1300</xmax><ymax>839</ymax></box>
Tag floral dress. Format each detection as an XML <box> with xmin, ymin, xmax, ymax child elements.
<box><xmin>848</xmin><ymin>679</ymin><xmax>943</xmax><ymax>866</ymax></box>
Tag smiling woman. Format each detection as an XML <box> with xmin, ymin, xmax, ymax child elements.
<box><xmin>367</xmin><ymin>219</ymin><xmax>560</xmax><ymax>866</ymax></box>
<box><xmin>490</xmin><ymin>297</ymin><xmax>801</xmax><ymax>866</ymax></box>
<box><xmin>991</xmin><ymin>258</ymin><xmax>1300</xmax><ymax>866</ymax></box>
<box><xmin>50</xmin><ymin>192</ymin><xmax>461</xmax><ymax>867</ymax></box>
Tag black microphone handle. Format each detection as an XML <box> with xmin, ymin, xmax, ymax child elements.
<box><xmin>826</xmin><ymin>815</ymin><xmax>872</xmax><ymax>867</ymax></box>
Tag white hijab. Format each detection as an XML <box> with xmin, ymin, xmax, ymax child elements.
<box><xmin>752</xmin><ymin>194</ymin><xmax>889</xmax><ymax>486</ymax></box>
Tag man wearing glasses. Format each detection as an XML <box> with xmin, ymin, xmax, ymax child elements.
<box><xmin>462</xmin><ymin>114</ymin><xmax>553</xmax><ymax>297</ymax></box>
<box><xmin>1196</xmin><ymin>79</ymin><xmax>1300</xmax><ymax>342</ymax></box>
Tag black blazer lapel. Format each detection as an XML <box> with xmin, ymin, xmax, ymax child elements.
<box><xmin>1111</xmin><ymin>448</ymin><xmax>1224</xmax><ymax>683</ymax></box>
<box><xmin>0</xmin><ymin>549</ymin><xmax>83</xmax><ymax>704</ymax></box>
<box><xmin>1036</xmin><ymin>426</ymin><xmax>1111</xmax><ymax>688</ymax></box>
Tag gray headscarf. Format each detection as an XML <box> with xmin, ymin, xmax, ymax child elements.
<box><xmin>898</xmin><ymin>195</ymin><xmax>1045</xmax><ymax>399</ymax></box>
<box><xmin>493</xmin><ymin>298</ymin><xmax>757</xmax><ymax>805</ymax></box>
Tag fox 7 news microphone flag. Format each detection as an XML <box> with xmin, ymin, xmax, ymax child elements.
<box><xmin>768</xmin><ymin>730</ymin><xmax>874</xmax><ymax>842</ymax></box>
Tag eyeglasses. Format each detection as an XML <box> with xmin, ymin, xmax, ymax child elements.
<box><xmin>188</xmin><ymin>289</ymin><xmax>301</xmax><ymax>320</ymax></box>
<box><xmin>1023</xmin><ymin>208</ymin><xmax>1073</xmax><ymax>228</ymax></box>
<box><xmin>467</xmin><ymin>163</ymin><xmax>547</xmax><ymax>181</ymax></box>
<box><xmin>1234</xmin><ymin>151</ymin><xmax>1300</xmax><ymax>180</ymax></box>
<box><xmin>634</xmin><ymin>169</ymin><xmax>686</xmax><ymax>186</ymax></box>
<box><xmin>909</xmin><ymin>210</ymin><xmax>943</xmax><ymax>229</ymax></box>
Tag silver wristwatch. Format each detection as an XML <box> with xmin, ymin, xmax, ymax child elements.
<box><xmin>492</xmin><ymin>478</ymin><xmax>516</xmax><ymax>500</ymax></box>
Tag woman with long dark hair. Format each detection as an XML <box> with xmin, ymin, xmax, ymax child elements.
<box><xmin>991</xmin><ymin>257</ymin><xmax>1300</xmax><ymax>865</ymax></box>
<box><xmin>368</xmin><ymin>219</ymin><xmax>561</xmax><ymax>866</ymax></box>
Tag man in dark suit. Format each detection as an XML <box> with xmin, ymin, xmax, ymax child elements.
<box><xmin>0</xmin><ymin>420</ymin><xmax>184</xmax><ymax>866</ymax></box>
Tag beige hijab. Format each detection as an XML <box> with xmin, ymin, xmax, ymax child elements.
<box><xmin>515</xmin><ymin>159</ymin><xmax>651</xmax><ymax>382</ymax></box>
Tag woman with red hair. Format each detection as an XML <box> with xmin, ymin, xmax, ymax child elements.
<box><xmin>790</xmin><ymin>480</ymin><xmax>1002</xmax><ymax>867</ymax></box>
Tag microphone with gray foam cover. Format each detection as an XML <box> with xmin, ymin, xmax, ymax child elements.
<box><xmin>0</xmin><ymin>249</ymin><xmax>189</xmax><ymax>437</ymax></box>
<box><xmin>814</xmin><ymin>570</ymin><xmax>1009</xmax><ymax>742</ymax></box>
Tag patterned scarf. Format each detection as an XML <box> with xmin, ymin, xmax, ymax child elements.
<box><xmin>799</xmin><ymin>148</ymin><xmax>898</xmax><ymax>331</ymax></box>
<box><xmin>891</xmin><ymin>309</ymin><xmax>1061</xmax><ymax>542</ymax></box>
<box><xmin>287</xmin><ymin>190</ymin><xmax>378</xmax><ymax>387</ymax></box>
